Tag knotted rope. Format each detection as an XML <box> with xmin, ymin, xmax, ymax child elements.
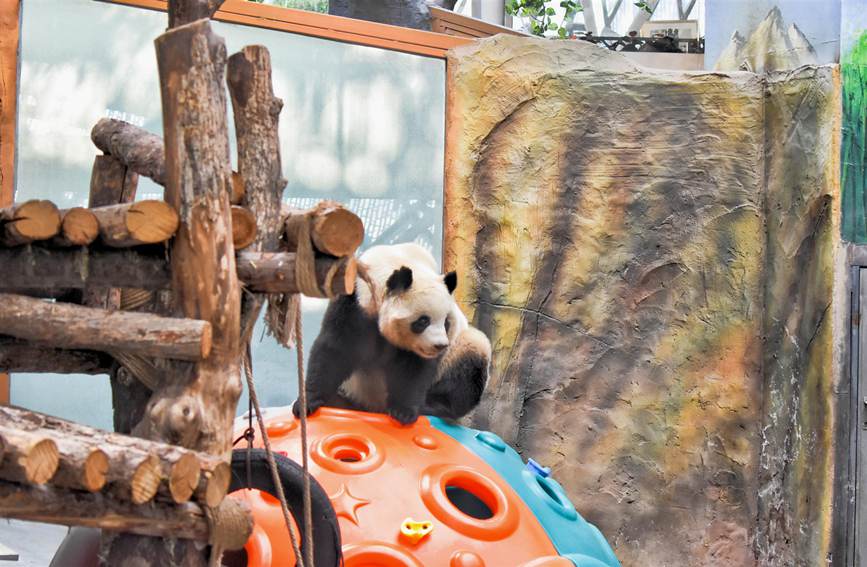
<box><xmin>205</xmin><ymin>497</ymin><xmax>254</xmax><ymax>567</ymax></box>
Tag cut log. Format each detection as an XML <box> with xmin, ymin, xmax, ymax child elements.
<box><xmin>0</xmin><ymin>293</ymin><xmax>212</xmax><ymax>361</ymax></box>
<box><xmin>91</xmin><ymin>119</ymin><xmax>165</xmax><ymax>186</ymax></box>
<box><xmin>167</xmin><ymin>452</ymin><xmax>200</xmax><ymax>504</ymax></box>
<box><xmin>283</xmin><ymin>201</ymin><xmax>364</xmax><ymax>257</ymax></box>
<box><xmin>92</xmin><ymin>200</ymin><xmax>180</xmax><ymax>247</ymax></box>
<box><xmin>135</xmin><ymin>16</ymin><xmax>242</xmax><ymax>454</ymax></box>
<box><xmin>0</xmin><ymin>246</ymin><xmax>170</xmax><ymax>292</ymax></box>
<box><xmin>231</xmin><ymin>205</ymin><xmax>257</xmax><ymax>250</ymax></box>
<box><xmin>0</xmin><ymin>479</ymin><xmax>210</xmax><ymax>541</ymax></box>
<box><xmin>0</xmin><ymin>200</ymin><xmax>61</xmax><ymax>246</ymax></box>
<box><xmin>0</xmin><ymin>407</ymin><xmax>230</xmax><ymax>506</ymax></box>
<box><xmin>0</xmin><ymin>427</ymin><xmax>58</xmax><ymax>485</ymax></box>
<box><xmin>51</xmin><ymin>438</ymin><xmax>110</xmax><ymax>492</ymax></box>
<box><xmin>0</xmin><ymin>337</ymin><xmax>113</xmax><ymax>374</ymax></box>
<box><xmin>50</xmin><ymin>207</ymin><xmax>99</xmax><ymax>247</ymax></box>
<box><xmin>237</xmin><ymin>251</ymin><xmax>357</xmax><ymax>296</ymax></box>
<box><xmin>196</xmin><ymin>460</ymin><xmax>231</xmax><ymax>508</ymax></box>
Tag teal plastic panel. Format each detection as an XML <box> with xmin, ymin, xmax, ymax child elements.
<box><xmin>428</xmin><ymin>417</ymin><xmax>620</xmax><ymax>567</ymax></box>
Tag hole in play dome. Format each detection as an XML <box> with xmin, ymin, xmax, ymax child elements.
<box><xmin>536</xmin><ymin>476</ymin><xmax>566</xmax><ymax>507</ymax></box>
<box><xmin>445</xmin><ymin>485</ymin><xmax>494</xmax><ymax>520</ymax></box>
<box><xmin>334</xmin><ymin>448</ymin><xmax>362</xmax><ymax>463</ymax></box>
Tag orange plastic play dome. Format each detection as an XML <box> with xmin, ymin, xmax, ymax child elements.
<box><xmin>230</xmin><ymin>407</ymin><xmax>617</xmax><ymax>567</ymax></box>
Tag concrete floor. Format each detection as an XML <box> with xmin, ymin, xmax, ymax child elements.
<box><xmin>0</xmin><ymin>521</ymin><xmax>67</xmax><ymax>566</ymax></box>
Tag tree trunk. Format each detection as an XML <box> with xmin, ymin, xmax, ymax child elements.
<box><xmin>133</xmin><ymin>17</ymin><xmax>242</xmax><ymax>455</ymax></box>
<box><xmin>226</xmin><ymin>45</ymin><xmax>287</xmax><ymax>344</ymax></box>
<box><xmin>0</xmin><ymin>293</ymin><xmax>212</xmax><ymax>362</ymax></box>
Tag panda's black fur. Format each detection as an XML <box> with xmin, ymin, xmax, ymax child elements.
<box><xmin>293</xmin><ymin>292</ymin><xmax>442</xmax><ymax>425</ymax></box>
<box><xmin>292</xmin><ymin>243</ymin><xmax>491</xmax><ymax>425</ymax></box>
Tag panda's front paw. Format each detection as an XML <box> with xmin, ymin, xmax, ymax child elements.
<box><xmin>292</xmin><ymin>398</ymin><xmax>324</xmax><ymax>418</ymax></box>
<box><xmin>387</xmin><ymin>406</ymin><xmax>419</xmax><ymax>425</ymax></box>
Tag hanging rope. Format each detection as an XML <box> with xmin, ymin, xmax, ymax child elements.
<box><xmin>293</xmin><ymin>305</ymin><xmax>315</xmax><ymax>567</ymax></box>
<box><xmin>242</xmin><ymin>347</ymin><xmax>306</xmax><ymax>567</ymax></box>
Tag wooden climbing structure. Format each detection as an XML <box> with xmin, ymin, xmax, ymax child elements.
<box><xmin>0</xmin><ymin>0</ymin><xmax>364</xmax><ymax>564</ymax></box>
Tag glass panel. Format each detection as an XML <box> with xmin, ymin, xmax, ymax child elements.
<box><xmin>13</xmin><ymin>0</ymin><xmax>446</xmax><ymax>428</ymax></box>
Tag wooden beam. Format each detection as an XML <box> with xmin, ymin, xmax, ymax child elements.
<box><xmin>283</xmin><ymin>201</ymin><xmax>364</xmax><ymax>257</ymax></box>
<box><xmin>92</xmin><ymin>200</ymin><xmax>180</xmax><ymax>247</ymax></box>
<box><xmin>0</xmin><ymin>479</ymin><xmax>213</xmax><ymax>540</ymax></box>
<box><xmin>0</xmin><ymin>337</ymin><xmax>113</xmax><ymax>374</ymax></box>
<box><xmin>237</xmin><ymin>251</ymin><xmax>357</xmax><ymax>295</ymax></box>
<box><xmin>0</xmin><ymin>200</ymin><xmax>61</xmax><ymax>246</ymax></box>
<box><xmin>0</xmin><ymin>293</ymin><xmax>212</xmax><ymax>362</ymax></box>
<box><xmin>0</xmin><ymin>246</ymin><xmax>355</xmax><ymax>295</ymax></box>
<box><xmin>0</xmin><ymin>245</ymin><xmax>170</xmax><ymax>292</ymax></box>
<box><xmin>91</xmin><ymin>120</ymin><xmax>165</xmax><ymax>186</ymax></box>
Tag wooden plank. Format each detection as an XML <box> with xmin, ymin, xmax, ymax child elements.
<box><xmin>104</xmin><ymin>0</ymin><xmax>472</xmax><ymax>58</ymax></box>
<box><xmin>429</xmin><ymin>6</ymin><xmax>527</xmax><ymax>38</ymax></box>
<box><xmin>0</xmin><ymin>0</ymin><xmax>18</xmax><ymax>208</ymax></box>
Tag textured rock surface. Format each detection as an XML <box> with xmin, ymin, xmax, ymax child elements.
<box><xmin>444</xmin><ymin>35</ymin><xmax>841</xmax><ymax>566</ymax></box>
<box><xmin>758</xmin><ymin>66</ymin><xmax>841</xmax><ymax>566</ymax></box>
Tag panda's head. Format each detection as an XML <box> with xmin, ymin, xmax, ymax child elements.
<box><xmin>377</xmin><ymin>265</ymin><xmax>459</xmax><ymax>359</ymax></box>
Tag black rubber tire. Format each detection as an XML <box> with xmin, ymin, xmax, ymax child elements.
<box><xmin>227</xmin><ymin>448</ymin><xmax>342</xmax><ymax>567</ymax></box>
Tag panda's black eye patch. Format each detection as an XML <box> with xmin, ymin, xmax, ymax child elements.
<box><xmin>411</xmin><ymin>316</ymin><xmax>430</xmax><ymax>334</ymax></box>
<box><xmin>445</xmin><ymin>316</ymin><xmax>452</xmax><ymax>333</ymax></box>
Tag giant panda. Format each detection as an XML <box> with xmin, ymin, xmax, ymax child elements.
<box><xmin>292</xmin><ymin>242</ymin><xmax>491</xmax><ymax>425</ymax></box>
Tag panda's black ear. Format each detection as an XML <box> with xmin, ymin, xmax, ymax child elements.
<box><xmin>386</xmin><ymin>266</ymin><xmax>413</xmax><ymax>294</ymax></box>
<box><xmin>444</xmin><ymin>271</ymin><xmax>457</xmax><ymax>294</ymax></box>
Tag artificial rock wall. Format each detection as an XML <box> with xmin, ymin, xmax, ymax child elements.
<box><xmin>444</xmin><ymin>36</ymin><xmax>841</xmax><ymax>567</ymax></box>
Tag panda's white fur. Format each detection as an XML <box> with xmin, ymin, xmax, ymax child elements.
<box><xmin>343</xmin><ymin>243</ymin><xmax>469</xmax><ymax>410</ymax></box>
<box><xmin>295</xmin><ymin>242</ymin><xmax>491</xmax><ymax>424</ymax></box>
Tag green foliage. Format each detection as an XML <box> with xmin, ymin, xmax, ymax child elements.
<box><xmin>634</xmin><ymin>1</ymin><xmax>653</xmax><ymax>14</ymax></box>
<box><xmin>246</xmin><ymin>0</ymin><xmax>328</xmax><ymax>13</ymax></box>
<box><xmin>505</xmin><ymin>0</ymin><xmax>581</xmax><ymax>38</ymax></box>
<box><xmin>841</xmin><ymin>32</ymin><xmax>867</xmax><ymax>241</ymax></box>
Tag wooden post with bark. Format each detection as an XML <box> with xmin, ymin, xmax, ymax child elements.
<box><xmin>102</xmin><ymin>3</ymin><xmax>240</xmax><ymax>564</ymax></box>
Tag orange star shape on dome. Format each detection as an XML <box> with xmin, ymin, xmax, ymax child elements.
<box><xmin>330</xmin><ymin>484</ymin><xmax>370</xmax><ymax>526</ymax></box>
